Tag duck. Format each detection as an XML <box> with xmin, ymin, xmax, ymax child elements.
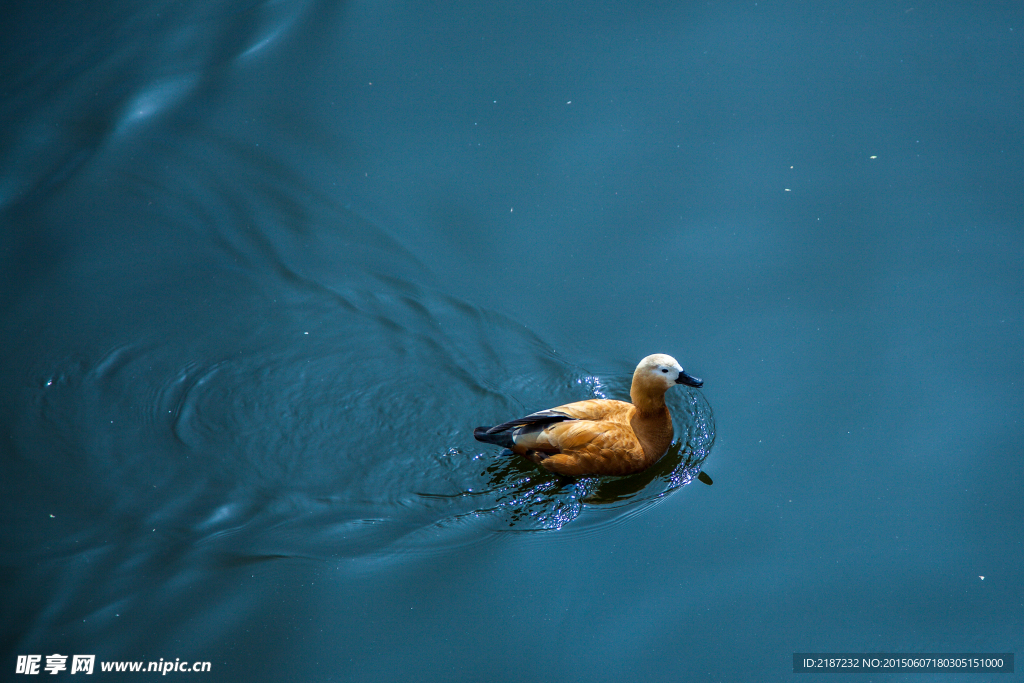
<box><xmin>474</xmin><ymin>354</ymin><xmax>704</xmax><ymax>477</ymax></box>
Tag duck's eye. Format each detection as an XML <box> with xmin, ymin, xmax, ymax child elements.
<box><xmin>661</xmin><ymin>368</ymin><xmax>668</xmax><ymax>373</ymax></box>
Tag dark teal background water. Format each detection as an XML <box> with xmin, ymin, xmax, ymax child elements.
<box><xmin>2</xmin><ymin>2</ymin><xmax>1021</xmax><ymax>681</ymax></box>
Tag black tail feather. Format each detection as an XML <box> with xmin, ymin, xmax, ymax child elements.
<box><xmin>473</xmin><ymin>426</ymin><xmax>515</xmax><ymax>449</ymax></box>
<box><xmin>475</xmin><ymin>410</ymin><xmax>576</xmax><ymax>450</ymax></box>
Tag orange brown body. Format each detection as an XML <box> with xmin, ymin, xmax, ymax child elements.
<box><xmin>474</xmin><ymin>354</ymin><xmax>703</xmax><ymax>477</ymax></box>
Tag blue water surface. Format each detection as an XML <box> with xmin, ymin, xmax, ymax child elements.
<box><xmin>2</xmin><ymin>2</ymin><xmax>1021</xmax><ymax>681</ymax></box>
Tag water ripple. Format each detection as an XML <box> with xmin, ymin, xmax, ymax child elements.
<box><xmin>27</xmin><ymin>273</ymin><xmax>714</xmax><ymax>569</ymax></box>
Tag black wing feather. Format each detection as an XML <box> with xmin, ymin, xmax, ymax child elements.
<box><xmin>484</xmin><ymin>409</ymin><xmax>576</xmax><ymax>434</ymax></box>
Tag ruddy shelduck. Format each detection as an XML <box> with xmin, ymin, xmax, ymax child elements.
<box><xmin>474</xmin><ymin>354</ymin><xmax>703</xmax><ymax>477</ymax></box>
